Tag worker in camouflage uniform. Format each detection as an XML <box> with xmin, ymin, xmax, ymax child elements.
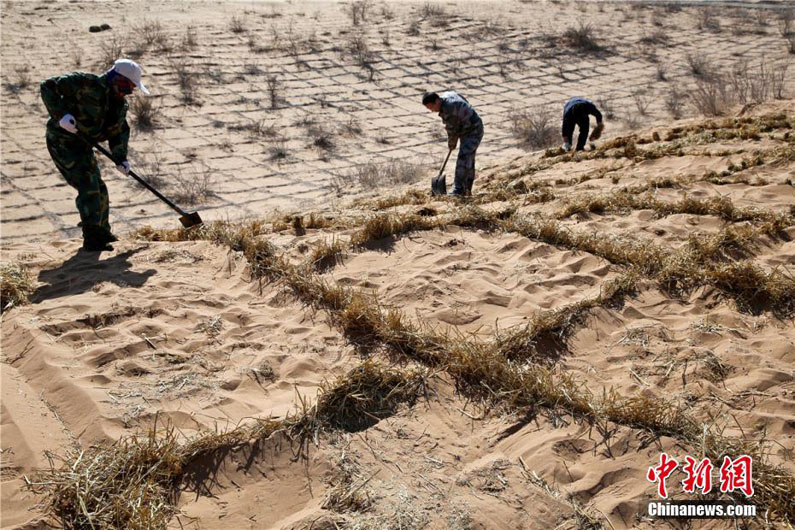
<box><xmin>41</xmin><ymin>59</ymin><xmax>149</xmax><ymax>251</ymax></box>
<box><xmin>561</xmin><ymin>97</ymin><xmax>604</xmax><ymax>152</ymax></box>
<box><xmin>423</xmin><ymin>91</ymin><xmax>484</xmax><ymax>196</ymax></box>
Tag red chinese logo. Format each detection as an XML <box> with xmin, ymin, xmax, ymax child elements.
<box><xmin>648</xmin><ymin>454</ymin><xmax>754</xmax><ymax>498</ymax></box>
<box><xmin>719</xmin><ymin>455</ymin><xmax>754</xmax><ymax>497</ymax></box>
<box><xmin>682</xmin><ymin>456</ymin><xmax>713</xmax><ymax>494</ymax></box>
<box><xmin>647</xmin><ymin>453</ymin><xmax>679</xmax><ymax>498</ymax></box>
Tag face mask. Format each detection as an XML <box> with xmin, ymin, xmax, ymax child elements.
<box><xmin>115</xmin><ymin>81</ymin><xmax>134</xmax><ymax>96</ymax></box>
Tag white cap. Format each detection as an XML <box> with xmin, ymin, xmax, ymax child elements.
<box><xmin>112</xmin><ymin>59</ymin><xmax>150</xmax><ymax>95</ymax></box>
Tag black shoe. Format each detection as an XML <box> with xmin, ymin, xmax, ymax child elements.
<box><xmin>102</xmin><ymin>232</ymin><xmax>119</xmax><ymax>243</ymax></box>
<box><xmin>83</xmin><ymin>241</ymin><xmax>114</xmax><ymax>252</ymax></box>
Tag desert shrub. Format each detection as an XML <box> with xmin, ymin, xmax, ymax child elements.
<box><xmin>309</xmin><ymin>125</ymin><xmax>335</xmax><ymax>151</ymax></box>
<box><xmin>229</xmin><ymin>16</ymin><xmax>245</xmax><ymax>33</ymax></box>
<box><xmin>172</xmin><ymin>60</ymin><xmax>199</xmax><ymax>105</ymax></box>
<box><xmin>130</xmin><ymin>19</ymin><xmax>171</xmax><ymax>57</ymax></box>
<box><xmin>596</xmin><ymin>97</ymin><xmax>616</xmax><ymax>120</ymax></box>
<box><xmin>345</xmin><ymin>159</ymin><xmax>425</xmax><ymax>188</ymax></box>
<box><xmin>632</xmin><ymin>90</ymin><xmax>653</xmax><ymax>116</ymax></box>
<box><xmin>99</xmin><ymin>34</ymin><xmax>126</xmax><ymax>69</ymax></box>
<box><xmin>696</xmin><ymin>7</ymin><xmax>721</xmax><ymax>32</ymax></box>
<box><xmin>346</xmin><ymin>0</ymin><xmax>371</xmax><ymax>25</ymax></box>
<box><xmin>622</xmin><ymin>113</ymin><xmax>641</xmax><ymax>131</ymax></box>
<box><xmin>265</xmin><ymin>74</ymin><xmax>282</xmax><ymax>108</ymax></box>
<box><xmin>690</xmin><ymin>76</ymin><xmax>733</xmax><ymax>116</ymax></box>
<box><xmin>3</xmin><ymin>65</ymin><xmax>30</xmax><ymax>94</ymax></box>
<box><xmin>269</xmin><ymin>141</ymin><xmax>289</xmax><ymax>161</ymax></box>
<box><xmin>511</xmin><ymin>109</ymin><xmax>558</xmax><ymax>149</ymax></box>
<box><xmin>407</xmin><ymin>19</ymin><xmax>421</xmax><ymax>36</ymax></box>
<box><xmin>639</xmin><ymin>29</ymin><xmax>669</xmax><ymax>45</ymax></box>
<box><xmin>421</xmin><ymin>2</ymin><xmax>445</xmax><ymax>18</ymax></box>
<box><xmin>129</xmin><ymin>94</ymin><xmax>159</xmax><ymax>131</ymax></box>
<box><xmin>347</xmin><ymin>31</ymin><xmax>373</xmax><ymax>68</ymax></box>
<box><xmin>729</xmin><ymin>59</ymin><xmax>788</xmax><ymax>102</ymax></box>
<box><xmin>426</xmin><ymin>38</ymin><xmax>441</xmax><ymax>51</ymax></box>
<box><xmin>686</xmin><ymin>53</ymin><xmax>711</xmax><ymax>79</ymax></box>
<box><xmin>1</xmin><ymin>262</ymin><xmax>34</xmax><ymax>313</ymax></box>
<box><xmin>562</xmin><ymin>22</ymin><xmax>601</xmax><ymax>53</ymax></box>
<box><xmin>341</xmin><ymin>118</ymin><xmax>363</xmax><ymax>136</ymax></box>
<box><xmin>171</xmin><ymin>163</ymin><xmax>212</xmax><ymax>205</ymax></box>
<box><xmin>129</xmin><ymin>144</ymin><xmax>166</xmax><ymax>188</ymax></box>
<box><xmin>228</xmin><ymin>120</ymin><xmax>278</xmax><ymax>138</ymax></box>
<box><xmin>665</xmin><ymin>87</ymin><xmax>685</xmax><ymax>119</ymax></box>
<box><xmin>181</xmin><ymin>25</ymin><xmax>197</xmax><ymax>51</ymax></box>
<box><xmin>691</xmin><ymin>59</ymin><xmax>788</xmax><ymax>116</ymax></box>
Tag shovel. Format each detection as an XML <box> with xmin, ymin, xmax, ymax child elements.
<box><xmin>83</xmin><ymin>136</ymin><xmax>203</xmax><ymax>228</ymax></box>
<box><xmin>431</xmin><ymin>148</ymin><xmax>453</xmax><ymax>196</ymax></box>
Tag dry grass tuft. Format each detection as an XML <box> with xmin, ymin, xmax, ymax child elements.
<box><xmin>709</xmin><ymin>262</ymin><xmax>795</xmax><ymax>317</ymax></box>
<box><xmin>352</xmin><ymin>213</ymin><xmax>426</xmax><ymax>245</ymax></box>
<box><xmin>172</xmin><ymin>60</ymin><xmax>199</xmax><ymax>105</ymax></box>
<box><xmin>131</xmin><ymin>219</ymin><xmax>269</xmax><ymax>249</ymax></box>
<box><xmin>1</xmin><ymin>261</ymin><xmax>34</xmax><ymax>313</ymax></box>
<box><xmin>3</xmin><ymin>65</ymin><xmax>31</xmax><ymax>94</ymax></box>
<box><xmin>344</xmin><ymin>159</ymin><xmax>426</xmax><ymax>189</ymax></box>
<box><xmin>346</xmin><ymin>0</ymin><xmax>371</xmax><ymax>26</ymax></box>
<box><xmin>315</xmin><ymin>361</ymin><xmax>426</xmax><ymax>432</ymax></box>
<box><xmin>310</xmin><ymin>237</ymin><xmax>347</xmax><ymax>271</ymax></box>
<box><xmin>562</xmin><ymin>22</ymin><xmax>602</xmax><ymax>53</ymax></box>
<box><xmin>354</xmin><ymin>189</ymin><xmax>429</xmax><ymax>210</ymax></box>
<box><xmin>129</xmin><ymin>94</ymin><xmax>159</xmax><ymax>131</ymax></box>
<box><xmin>229</xmin><ymin>16</ymin><xmax>245</xmax><ymax>34</ymax></box>
<box><xmin>511</xmin><ymin>108</ymin><xmax>558</xmax><ymax>149</ymax></box>
<box><xmin>171</xmin><ymin>163</ymin><xmax>213</xmax><ymax>205</ymax></box>
<box><xmin>555</xmin><ymin>188</ymin><xmax>793</xmax><ymax>230</ymax></box>
<box><xmin>98</xmin><ymin>34</ymin><xmax>126</xmax><ymax>70</ymax></box>
<box><xmin>26</xmin><ymin>423</ymin><xmax>184</xmax><ymax>529</ymax></box>
<box><xmin>28</xmin><ymin>358</ymin><xmax>425</xmax><ymax>528</ymax></box>
<box><xmin>495</xmin><ymin>272</ymin><xmax>638</xmax><ymax>362</ymax></box>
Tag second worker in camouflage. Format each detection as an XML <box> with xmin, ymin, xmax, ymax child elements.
<box><xmin>423</xmin><ymin>91</ymin><xmax>484</xmax><ymax>196</ymax></box>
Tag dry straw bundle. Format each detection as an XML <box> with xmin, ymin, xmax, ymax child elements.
<box><xmin>0</xmin><ymin>261</ymin><xmax>34</xmax><ymax>313</ymax></box>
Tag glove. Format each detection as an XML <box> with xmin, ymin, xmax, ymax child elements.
<box><xmin>59</xmin><ymin>113</ymin><xmax>78</xmax><ymax>134</ymax></box>
<box><xmin>116</xmin><ymin>160</ymin><xmax>130</xmax><ymax>176</ymax></box>
<box><xmin>448</xmin><ymin>136</ymin><xmax>458</xmax><ymax>150</ymax></box>
<box><xmin>562</xmin><ymin>142</ymin><xmax>571</xmax><ymax>152</ymax></box>
<box><xmin>590</xmin><ymin>122</ymin><xmax>604</xmax><ymax>141</ymax></box>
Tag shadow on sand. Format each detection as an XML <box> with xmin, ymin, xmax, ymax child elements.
<box><xmin>32</xmin><ymin>246</ymin><xmax>155</xmax><ymax>302</ymax></box>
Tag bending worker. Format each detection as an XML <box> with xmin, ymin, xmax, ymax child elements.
<box><xmin>561</xmin><ymin>96</ymin><xmax>604</xmax><ymax>152</ymax></box>
<box><xmin>41</xmin><ymin>59</ymin><xmax>149</xmax><ymax>252</ymax></box>
<box><xmin>423</xmin><ymin>91</ymin><xmax>484</xmax><ymax>196</ymax></box>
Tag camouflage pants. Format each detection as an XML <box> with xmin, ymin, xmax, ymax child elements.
<box><xmin>45</xmin><ymin>127</ymin><xmax>111</xmax><ymax>242</ymax></box>
<box><xmin>453</xmin><ymin>126</ymin><xmax>484</xmax><ymax>195</ymax></box>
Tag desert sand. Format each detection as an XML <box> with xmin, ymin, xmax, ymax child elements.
<box><xmin>2</xmin><ymin>1</ymin><xmax>795</xmax><ymax>529</ymax></box>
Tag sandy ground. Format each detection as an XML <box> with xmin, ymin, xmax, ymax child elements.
<box><xmin>2</xmin><ymin>1</ymin><xmax>795</xmax><ymax>529</ymax></box>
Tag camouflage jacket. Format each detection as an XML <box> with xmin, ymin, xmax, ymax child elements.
<box><xmin>438</xmin><ymin>91</ymin><xmax>482</xmax><ymax>140</ymax></box>
<box><xmin>41</xmin><ymin>72</ymin><xmax>130</xmax><ymax>161</ymax></box>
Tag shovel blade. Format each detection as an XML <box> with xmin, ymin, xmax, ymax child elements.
<box><xmin>431</xmin><ymin>174</ymin><xmax>447</xmax><ymax>196</ymax></box>
<box><xmin>179</xmin><ymin>211</ymin><xmax>203</xmax><ymax>228</ymax></box>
